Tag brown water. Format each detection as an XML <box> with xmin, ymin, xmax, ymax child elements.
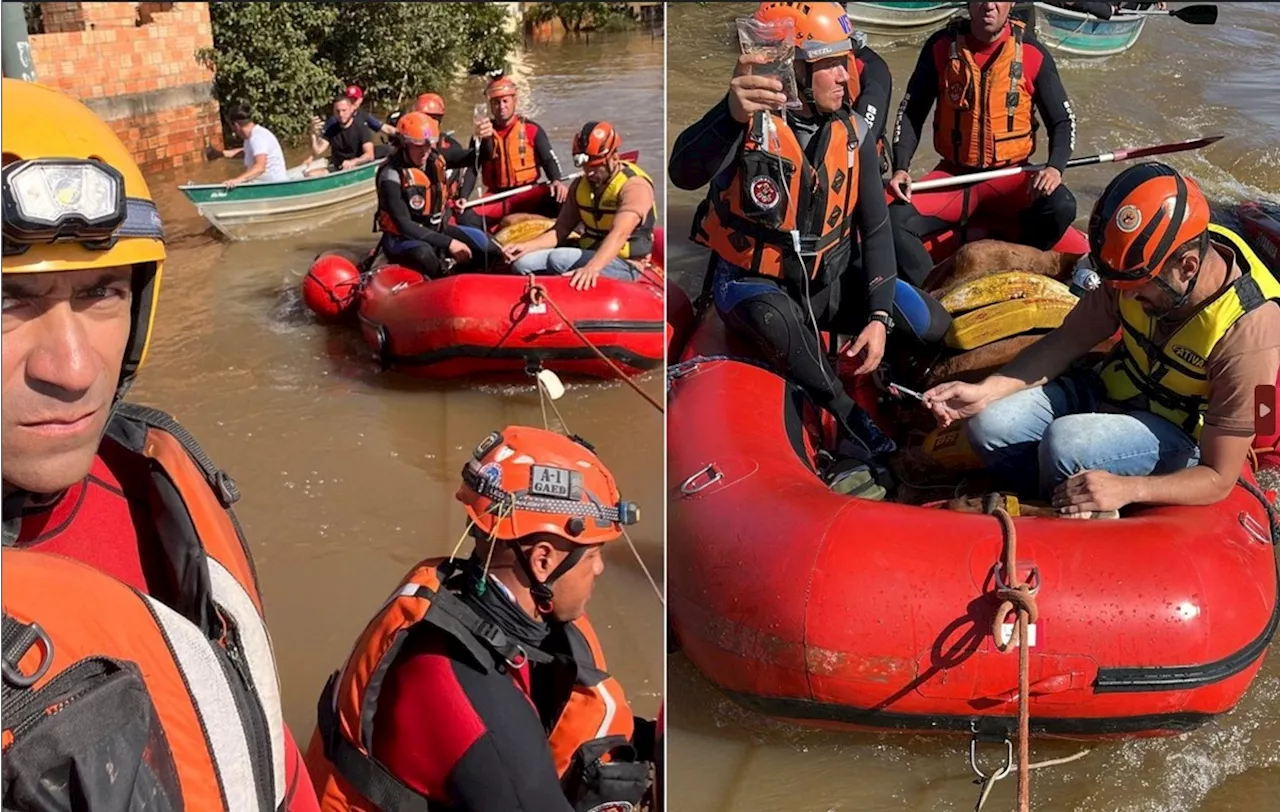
<box><xmin>666</xmin><ymin>3</ymin><xmax>1280</xmax><ymax>811</ymax></box>
<box><xmin>129</xmin><ymin>29</ymin><xmax>666</xmax><ymax>745</ymax></box>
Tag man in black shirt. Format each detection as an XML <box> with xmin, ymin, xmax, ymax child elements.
<box><xmin>307</xmin><ymin>96</ymin><xmax>376</xmax><ymax>175</ymax></box>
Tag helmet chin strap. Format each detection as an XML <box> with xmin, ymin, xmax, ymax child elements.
<box><xmin>508</xmin><ymin>540</ymin><xmax>587</xmax><ymax>616</ymax></box>
<box><xmin>1151</xmin><ymin>236</ymin><xmax>1210</xmax><ymax>318</ymax></box>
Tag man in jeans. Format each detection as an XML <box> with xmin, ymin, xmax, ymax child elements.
<box><xmin>924</xmin><ymin>163</ymin><xmax>1280</xmax><ymax>516</ymax></box>
<box><xmin>503</xmin><ymin>121</ymin><xmax>654</xmax><ymax>291</ymax></box>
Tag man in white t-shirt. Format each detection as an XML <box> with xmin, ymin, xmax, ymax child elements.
<box><xmin>219</xmin><ymin>102</ymin><xmax>288</xmax><ymax>188</ymax></box>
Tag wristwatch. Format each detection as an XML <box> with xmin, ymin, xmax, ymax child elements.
<box><xmin>868</xmin><ymin>310</ymin><xmax>894</xmax><ymax>331</ymax></box>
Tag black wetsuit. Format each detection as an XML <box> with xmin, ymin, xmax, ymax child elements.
<box><xmin>671</xmin><ymin>97</ymin><xmax>950</xmax><ymax>451</ymax></box>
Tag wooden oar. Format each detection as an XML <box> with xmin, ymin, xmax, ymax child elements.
<box><xmin>907</xmin><ymin>135</ymin><xmax>1224</xmax><ymax>193</ymax></box>
<box><xmin>461</xmin><ymin>149</ymin><xmax>640</xmax><ymax>210</ymax></box>
<box><xmin>1124</xmin><ymin>4</ymin><xmax>1217</xmax><ymax>24</ymax></box>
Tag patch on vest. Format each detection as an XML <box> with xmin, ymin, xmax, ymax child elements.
<box><xmin>1170</xmin><ymin>344</ymin><xmax>1207</xmax><ymax>368</ymax></box>
<box><xmin>1115</xmin><ymin>204</ymin><xmax>1142</xmax><ymax>233</ymax></box>
<box><xmin>409</xmin><ymin>194</ymin><xmax>425</xmax><ymax>211</ymax></box>
<box><xmin>748</xmin><ymin>176</ymin><xmax>780</xmax><ymax>210</ymax></box>
<box><xmin>586</xmin><ymin>804</ymin><xmax>634</xmax><ymax>812</ymax></box>
<box><xmin>827</xmin><ymin>207</ymin><xmax>843</xmax><ymax>227</ymax></box>
<box><xmin>947</xmin><ymin>82</ymin><xmax>963</xmax><ymax>105</ymax></box>
<box><xmin>728</xmin><ymin>231</ymin><xmax>751</xmax><ymax>252</ymax></box>
<box><xmin>831</xmin><ymin>169</ymin><xmax>846</xmax><ymax>194</ymax></box>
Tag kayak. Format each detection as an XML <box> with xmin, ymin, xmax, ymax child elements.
<box><xmin>667</xmin><ymin>309</ymin><xmax>1280</xmax><ymax>739</ymax></box>
<box><xmin>304</xmin><ymin>226</ymin><xmax>666</xmax><ymax>380</ymax></box>
<box><xmin>179</xmin><ymin>158</ymin><xmax>383</xmax><ymax>241</ymax></box>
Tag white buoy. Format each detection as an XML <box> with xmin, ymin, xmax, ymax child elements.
<box><xmin>536</xmin><ymin>368</ymin><xmax>565</xmax><ymax>400</ymax></box>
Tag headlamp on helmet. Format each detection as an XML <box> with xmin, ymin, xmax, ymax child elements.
<box><xmin>2</xmin><ymin>159</ymin><xmax>128</xmax><ymax>253</ymax></box>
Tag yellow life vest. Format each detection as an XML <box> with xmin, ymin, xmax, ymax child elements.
<box><xmin>574</xmin><ymin>160</ymin><xmax>656</xmax><ymax>259</ymax></box>
<box><xmin>1098</xmin><ymin>225</ymin><xmax>1280</xmax><ymax>438</ymax></box>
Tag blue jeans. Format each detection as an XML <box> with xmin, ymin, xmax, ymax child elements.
<box><xmin>510</xmin><ymin>247</ymin><xmax>639</xmax><ymax>281</ymax></box>
<box><xmin>965</xmin><ymin>369</ymin><xmax>1201</xmax><ymax>497</ymax></box>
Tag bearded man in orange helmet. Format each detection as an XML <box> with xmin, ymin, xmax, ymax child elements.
<box><xmin>504</xmin><ymin>120</ymin><xmax>657</xmax><ymax>290</ymax></box>
<box><xmin>1</xmin><ymin>78</ymin><xmax>320</xmax><ymax>811</ymax></box>
<box><xmin>306</xmin><ymin>426</ymin><xmax>655</xmax><ymax>812</ymax></box>
<box><xmin>925</xmin><ymin>163</ymin><xmax>1280</xmax><ymax>515</ymax></box>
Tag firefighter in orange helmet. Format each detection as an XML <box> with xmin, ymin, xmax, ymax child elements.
<box><xmin>670</xmin><ymin>2</ymin><xmax>950</xmax><ymax>490</ymax></box>
<box><xmin>307</xmin><ymin>427</ymin><xmax>656</xmax><ymax>811</ymax></box>
<box><xmin>504</xmin><ymin>120</ymin><xmax>658</xmax><ymax>290</ymax></box>
<box><xmin>374</xmin><ymin>112</ymin><xmax>498</xmax><ymax>277</ymax></box>
<box><xmin>472</xmin><ymin>73</ymin><xmax>568</xmax><ymax>219</ymax></box>
<box><xmin>413</xmin><ymin>91</ymin><xmax>478</xmax><ymax>193</ymax></box>
<box><xmin>888</xmin><ymin>1</ymin><xmax>1079</xmax><ymax>286</ymax></box>
<box><xmin>2</xmin><ymin>78</ymin><xmax>321</xmax><ymax>811</ymax></box>
<box><xmin>925</xmin><ymin>163</ymin><xmax>1280</xmax><ymax>514</ymax></box>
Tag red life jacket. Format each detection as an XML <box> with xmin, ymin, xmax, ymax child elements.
<box><xmin>2</xmin><ymin>403</ymin><xmax>290</xmax><ymax>811</ymax></box>
<box><xmin>305</xmin><ymin>557</ymin><xmax>645</xmax><ymax>811</ymax></box>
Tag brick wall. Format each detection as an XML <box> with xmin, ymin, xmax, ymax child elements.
<box><xmin>26</xmin><ymin>2</ymin><xmax>219</xmax><ymax>175</ymax></box>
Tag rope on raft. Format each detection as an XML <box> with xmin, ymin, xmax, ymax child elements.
<box><xmin>526</xmin><ymin>280</ymin><xmax>664</xmax><ymax>414</ymax></box>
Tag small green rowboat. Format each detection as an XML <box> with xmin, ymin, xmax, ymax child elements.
<box><xmin>1032</xmin><ymin>2</ymin><xmax>1147</xmax><ymax>57</ymax></box>
<box><xmin>178</xmin><ymin>158</ymin><xmax>384</xmax><ymax>241</ymax></box>
<box><xmin>845</xmin><ymin>1</ymin><xmax>961</xmax><ymax>39</ymax></box>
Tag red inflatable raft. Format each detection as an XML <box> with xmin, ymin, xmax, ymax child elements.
<box><xmin>305</xmin><ymin>228</ymin><xmax>666</xmax><ymax>380</ymax></box>
<box><xmin>668</xmin><ymin>313</ymin><xmax>1280</xmax><ymax>740</ymax></box>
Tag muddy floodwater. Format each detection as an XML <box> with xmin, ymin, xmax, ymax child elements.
<box><xmin>666</xmin><ymin>3</ymin><xmax>1279</xmax><ymax>811</ymax></box>
<box><xmin>131</xmin><ymin>28</ymin><xmax>666</xmax><ymax>744</ymax></box>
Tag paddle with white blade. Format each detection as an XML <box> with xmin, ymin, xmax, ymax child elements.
<box><xmin>905</xmin><ymin>134</ymin><xmax>1224</xmax><ymax>193</ymax></box>
<box><xmin>461</xmin><ymin>149</ymin><xmax>641</xmax><ymax>211</ymax></box>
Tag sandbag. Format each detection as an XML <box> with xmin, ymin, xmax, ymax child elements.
<box><xmin>493</xmin><ymin>216</ymin><xmax>556</xmax><ymax>247</ymax></box>
<box><xmin>944</xmin><ymin>298</ymin><xmax>1075</xmax><ymax>351</ymax></box>
<box><xmin>496</xmin><ymin>212</ymin><xmax>547</xmax><ymax>230</ymax></box>
<box><xmin>939</xmin><ymin>271</ymin><xmax>1077</xmax><ymax>315</ymax></box>
<box><xmin>930</xmin><ymin>239</ymin><xmax>1082</xmax><ymax>294</ymax></box>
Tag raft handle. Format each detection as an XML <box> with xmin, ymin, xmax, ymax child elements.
<box><xmin>680</xmin><ymin>464</ymin><xmax>723</xmax><ymax>496</ymax></box>
<box><xmin>969</xmin><ymin>727</ymin><xmax>1014</xmax><ymax>783</ymax></box>
<box><xmin>1239</xmin><ymin>511</ymin><xmax>1271</xmax><ymax>545</ymax></box>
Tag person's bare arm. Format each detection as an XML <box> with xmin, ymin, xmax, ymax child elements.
<box><xmin>567</xmin><ymin>176</ymin><xmax>651</xmax><ymax>289</ymax></box>
<box><xmin>225</xmin><ymin>153</ymin><xmax>267</xmax><ymax>188</ymax></box>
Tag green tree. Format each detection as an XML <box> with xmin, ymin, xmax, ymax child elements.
<box><xmin>198</xmin><ymin>2</ymin><xmax>518</xmax><ymax>142</ymax></box>
<box><xmin>524</xmin><ymin>3</ymin><xmax>638</xmax><ymax>33</ymax></box>
<box><xmin>317</xmin><ymin>2</ymin><xmax>516</xmax><ymax>109</ymax></box>
<box><xmin>197</xmin><ymin>3</ymin><xmax>339</xmax><ymax>139</ymax></box>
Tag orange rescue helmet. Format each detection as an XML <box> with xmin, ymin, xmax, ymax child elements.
<box><xmin>396</xmin><ymin>111</ymin><xmax>437</xmax><ymax>146</ymax></box>
<box><xmin>485</xmin><ymin>74</ymin><xmax>518</xmax><ymax>100</ymax></box>
<box><xmin>1088</xmin><ymin>162</ymin><xmax>1211</xmax><ymax>290</ymax></box>
<box><xmin>457</xmin><ymin>426</ymin><xmax>639</xmax><ymax>546</ymax></box>
<box><xmin>415</xmin><ymin>93</ymin><xmax>445</xmax><ymax>118</ymax></box>
<box><xmin>755</xmin><ymin>2</ymin><xmax>855</xmax><ymax>62</ymax></box>
<box><xmin>572</xmin><ymin>121</ymin><xmax>621</xmax><ymax>168</ymax></box>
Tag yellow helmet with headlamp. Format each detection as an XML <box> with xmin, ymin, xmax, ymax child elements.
<box><xmin>1</xmin><ymin>78</ymin><xmax>165</xmax><ymax>396</ymax></box>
